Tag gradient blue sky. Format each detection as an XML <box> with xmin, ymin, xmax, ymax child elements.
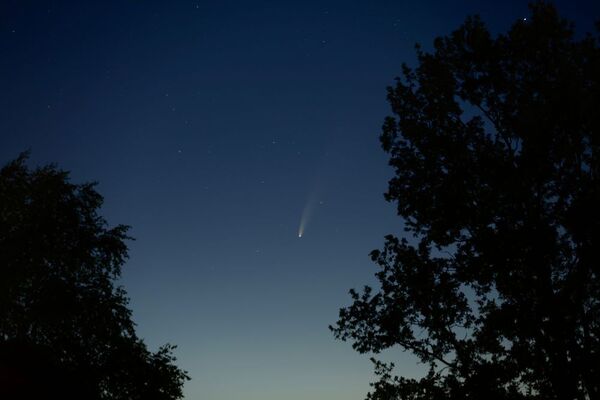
<box><xmin>1</xmin><ymin>1</ymin><xmax>598</xmax><ymax>399</ymax></box>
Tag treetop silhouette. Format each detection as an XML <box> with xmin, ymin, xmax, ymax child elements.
<box><xmin>0</xmin><ymin>153</ymin><xmax>189</xmax><ymax>399</ymax></box>
<box><xmin>331</xmin><ymin>3</ymin><xmax>599</xmax><ymax>399</ymax></box>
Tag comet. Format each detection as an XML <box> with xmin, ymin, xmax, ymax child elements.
<box><xmin>297</xmin><ymin>191</ymin><xmax>318</xmax><ymax>238</ymax></box>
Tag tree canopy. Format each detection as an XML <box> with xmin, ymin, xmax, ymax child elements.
<box><xmin>0</xmin><ymin>154</ymin><xmax>189</xmax><ymax>399</ymax></box>
<box><xmin>331</xmin><ymin>3</ymin><xmax>599</xmax><ymax>399</ymax></box>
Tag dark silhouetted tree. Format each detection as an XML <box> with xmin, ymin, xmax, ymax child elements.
<box><xmin>0</xmin><ymin>153</ymin><xmax>189</xmax><ymax>399</ymax></box>
<box><xmin>331</xmin><ymin>3</ymin><xmax>599</xmax><ymax>400</ymax></box>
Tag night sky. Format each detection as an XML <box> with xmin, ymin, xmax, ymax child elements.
<box><xmin>1</xmin><ymin>1</ymin><xmax>598</xmax><ymax>399</ymax></box>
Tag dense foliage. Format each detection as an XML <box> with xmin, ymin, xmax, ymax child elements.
<box><xmin>0</xmin><ymin>154</ymin><xmax>189</xmax><ymax>399</ymax></box>
<box><xmin>332</xmin><ymin>3</ymin><xmax>599</xmax><ymax>399</ymax></box>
